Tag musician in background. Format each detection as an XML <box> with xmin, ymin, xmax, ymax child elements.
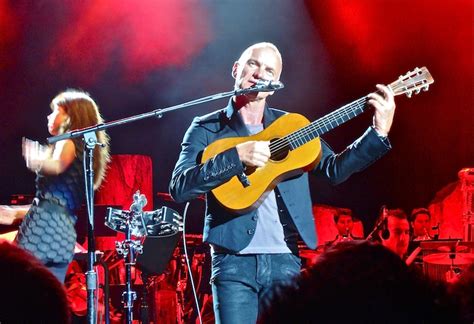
<box><xmin>0</xmin><ymin>90</ymin><xmax>110</xmax><ymax>282</ymax></box>
<box><xmin>379</xmin><ymin>208</ymin><xmax>410</xmax><ymax>259</ymax></box>
<box><xmin>169</xmin><ymin>42</ymin><xmax>396</xmax><ymax>323</ymax></box>
<box><xmin>326</xmin><ymin>208</ymin><xmax>362</xmax><ymax>247</ymax></box>
<box><xmin>410</xmin><ymin>207</ymin><xmax>432</xmax><ymax>241</ymax></box>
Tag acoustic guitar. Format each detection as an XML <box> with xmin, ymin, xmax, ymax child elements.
<box><xmin>201</xmin><ymin>67</ymin><xmax>434</xmax><ymax>213</ymax></box>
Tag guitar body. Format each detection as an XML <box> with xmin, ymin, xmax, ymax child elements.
<box><xmin>201</xmin><ymin>113</ymin><xmax>322</xmax><ymax>213</ymax></box>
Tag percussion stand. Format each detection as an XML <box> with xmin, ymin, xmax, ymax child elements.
<box><xmin>115</xmin><ymin>211</ymin><xmax>143</xmax><ymax>324</ymax></box>
<box><xmin>139</xmin><ymin>273</ymin><xmax>150</xmax><ymax>324</ymax></box>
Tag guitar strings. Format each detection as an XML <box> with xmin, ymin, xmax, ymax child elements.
<box><xmin>271</xmin><ymin>98</ymin><xmax>364</xmax><ymax>151</ymax></box>
<box><xmin>269</xmin><ymin>97</ymin><xmax>367</xmax><ymax>155</ymax></box>
<box><xmin>269</xmin><ymin>96</ymin><xmax>368</xmax><ymax>155</ymax></box>
<box><xmin>269</xmin><ymin>71</ymin><xmax>426</xmax><ymax>154</ymax></box>
<box><xmin>268</xmin><ymin>72</ymin><xmax>428</xmax><ymax>156</ymax></box>
<box><xmin>281</xmin><ymin>98</ymin><xmax>366</xmax><ymax>150</ymax></box>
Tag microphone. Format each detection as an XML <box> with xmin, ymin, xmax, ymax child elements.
<box><xmin>254</xmin><ymin>79</ymin><xmax>284</xmax><ymax>90</ymax></box>
<box><xmin>235</xmin><ymin>79</ymin><xmax>285</xmax><ymax>95</ymax></box>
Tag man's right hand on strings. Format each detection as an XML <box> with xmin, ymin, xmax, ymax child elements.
<box><xmin>236</xmin><ymin>140</ymin><xmax>270</xmax><ymax>167</ymax></box>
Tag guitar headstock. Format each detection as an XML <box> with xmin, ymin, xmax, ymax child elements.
<box><xmin>389</xmin><ymin>67</ymin><xmax>434</xmax><ymax>98</ymax></box>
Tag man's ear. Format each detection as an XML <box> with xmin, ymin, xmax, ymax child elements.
<box><xmin>231</xmin><ymin>61</ymin><xmax>239</xmax><ymax>79</ymax></box>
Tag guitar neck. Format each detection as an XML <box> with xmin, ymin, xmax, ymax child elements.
<box><xmin>272</xmin><ymin>66</ymin><xmax>433</xmax><ymax>153</ymax></box>
<box><xmin>283</xmin><ymin>95</ymin><xmax>370</xmax><ymax>150</ymax></box>
<box><xmin>310</xmin><ymin>96</ymin><xmax>370</xmax><ymax>137</ymax></box>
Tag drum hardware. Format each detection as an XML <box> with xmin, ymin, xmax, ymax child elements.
<box><xmin>423</xmin><ymin>252</ymin><xmax>474</xmax><ymax>281</ymax></box>
<box><xmin>66</xmin><ymin>253</ymin><xmax>112</xmax><ymax>323</ymax></box>
<box><xmin>110</xmin><ymin>191</ymin><xmax>147</xmax><ymax>324</ymax></box>
<box><xmin>432</xmin><ymin>222</ymin><xmax>440</xmax><ymax>240</ymax></box>
<box><xmin>106</xmin><ymin>206</ymin><xmax>182</xmax><ymax>238</ymax></box>
<box><xmin>104</xmin><ymin>190</ymin><xmax>183</xmax><ymax>324</ymax></box>
<box><xmin>458</xmin><ymin>168</ymin><xmax>474</xmax><ymax>241</ymax></box>
<box><xmin>422</xmin><ymin>240</ymin><xmax>474</xmax><ymax>281</ymax></box>
<box><xmin>437</xmin><ymin>245</ymin><xmax>468</xmax><ymax>253</ymax></box>
<box><xmin>139</xmin><ymin>273</ymin><xmax>151</xmax><ymax>324</ymax></box>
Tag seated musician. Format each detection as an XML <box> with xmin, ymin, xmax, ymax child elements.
<box><xmin>378</xmin><ymin>208</ymin><xmax>410</xmax><ymax>259</ymax></box>
<box><xmin>410</xmin><ymin>207</ymin><xmax>432</xmax><ymax>241</ymax></box>
<box><xmin>326</xmin><ymin>208</ymin><xmax>363</xmax><ymax>247</ymax></box>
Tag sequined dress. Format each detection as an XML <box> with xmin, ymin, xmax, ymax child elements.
<box><xmin>16</xmin><ymin>150</ymin><xmax>84</xmax><ymax>264</ymax></box>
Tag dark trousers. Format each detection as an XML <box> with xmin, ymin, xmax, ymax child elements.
<box><xmin>210</xmin><ymin>253</ymin><xmax>301</xmax><ymax>324</ymax></box>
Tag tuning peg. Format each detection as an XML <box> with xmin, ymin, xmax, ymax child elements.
<box><xmin>406</xmin><ymin>91</ymin><xmax>413</xmax><ymax>98</ymax></box>
<box><xmin>415</xmin><ymin>88</ymin><xmax>421</xmax><ymax>94</ymax></box>
<box><xmin>423</xmin><ymin>85</ymin><xmax>429</xmax><ymax>91</ymax></box>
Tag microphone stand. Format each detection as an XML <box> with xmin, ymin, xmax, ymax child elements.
<box><xmin>84</xmin><ymin>132</ymin><xmax>99</xmax><ymax>324</ymax></box>
<box><xmin>366</xmin><ymin>206</ymin><xmax>387</xmax><ymax>241</ymax></box>
<box><xmin>366</xmin><ymin>217</ymin><xmax>385</xmax><ymax>241</ymax></box>
<box><xmin>46</xmin><ymin>82</ymin><xmax>284</xmax><ymax>324</ymax></box>
<box><xmin>46</xmin><ymin>83</ymin><xmax>283</xmax><ymax>145</ymax></box>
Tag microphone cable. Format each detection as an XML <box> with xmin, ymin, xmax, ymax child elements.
<box><xmin>181</xmin><ymin>200</ymin><xmax>203</xmax><ymax>324</ymax></box>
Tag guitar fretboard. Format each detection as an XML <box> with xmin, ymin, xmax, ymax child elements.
<box><xmin>268</xmin><ymin>66</ymin><xmax>433</xmax><ymax>156</ymax></box>
<box><xmin>269</xmin><ymin>96</ymin><xmax>369</xmax><ymax>154</ymax></box>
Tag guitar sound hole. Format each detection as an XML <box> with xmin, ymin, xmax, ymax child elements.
<box><xmin>270</xmin><ymin>138</ymin><xmax>290</xmax><ymax>161</ymax></box>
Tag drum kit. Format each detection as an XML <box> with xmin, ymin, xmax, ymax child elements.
<box><xmin>67</xmin><ymin>191</ymin><xmax>211</xmax><ymax>323</ymax></box>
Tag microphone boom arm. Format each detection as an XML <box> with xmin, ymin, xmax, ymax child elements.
<box><xmin>47</xmin><ymin>82</ymin><xmax>284</xmax><ymax>144</ymax></box>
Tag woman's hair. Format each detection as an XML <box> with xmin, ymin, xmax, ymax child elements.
<box><xmin>51</xmin><ymin>89</ymin><xmax>110</xmax><ymax>189</ymax></box>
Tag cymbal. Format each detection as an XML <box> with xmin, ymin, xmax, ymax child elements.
<box><xmin>437</xmin><ymin>245</ymin><xmax>468</xmax><ymax>253</ymax></box>
<box><xmin>423</xmin><ymin>253</ymin><xmax>474</xmax><ymax>265</ymax></box>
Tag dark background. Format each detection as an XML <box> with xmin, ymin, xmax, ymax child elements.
<box><xmin>1</xmin><ymin>0</ymin><xmax>472</xmax><ymax>230</ymax></box>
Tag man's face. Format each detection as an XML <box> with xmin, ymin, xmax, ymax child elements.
<box><xmin>412</xmin><ymin>213</ymin><xmax>430</xmax><ymax>237</ymax></box>
<box><xmin>336</xmin><ymin>215</ymin><xmax>354</xmax><ymax>236</ymax></box>
<box><xmin>382</xmin><ymin>217</ymin><xmax>410</xmax><ymax>258</ymax></box>
<box><xmin>232</xmin><ymin>46</ymin><xmax>282</xmax><ymax>101</ymax></box>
